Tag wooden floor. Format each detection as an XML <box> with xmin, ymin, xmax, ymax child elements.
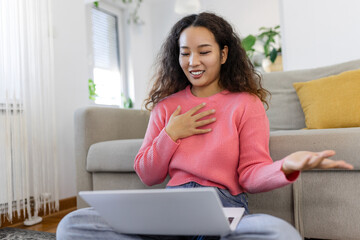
<box><xmin>6</xmin><ymin>207</ymin><xmax>77</xmax><ymax>233</ymax></box>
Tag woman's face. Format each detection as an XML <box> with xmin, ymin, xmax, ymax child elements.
<box><xmin>178</xmin><ymin>26</ymin><xmax>228</xmax><ymax>97</ymax></box>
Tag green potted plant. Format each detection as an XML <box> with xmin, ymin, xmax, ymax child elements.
<box><xmin>242</xmin><ymin>25</ymin><xmax>282</xmax><ymax>72</ymax></box>
<box><xmin>88</xmin><ymin>78</ymin><xmax>98</xmax><ymax>101</ymax></box>
<box><xmin>121</xmin><ymin>93</ymin><xmax>133</xmax><ymax>109</ymax></box>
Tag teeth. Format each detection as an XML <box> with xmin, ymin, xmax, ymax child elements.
<box><xmin>191</xmin><ymin>71</ymin><xmax>203</xmax><ymax>75</ymax></box>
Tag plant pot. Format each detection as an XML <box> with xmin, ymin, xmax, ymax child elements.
<box><xmin>262</xmin><ymin>55</ymin><xmax>283</xmax><ymax>73</ymax></box>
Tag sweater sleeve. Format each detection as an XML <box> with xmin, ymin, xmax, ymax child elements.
<box><xmin>134</xmin><ymin>105</ymin><xmax>180</xmax><ymax>186</ymax></box>
<box><xmin>237</xmin><ymin>97</ymin><xmax>299</xmax><ymax>194</ymax></box>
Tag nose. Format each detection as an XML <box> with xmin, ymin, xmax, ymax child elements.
<box><xmin>189</xmin><ymin>53</ymin><xmax>200</xmax><ymax>66</ymax></box>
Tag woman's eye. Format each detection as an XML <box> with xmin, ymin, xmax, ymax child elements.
<box><xmin>200</xmin><ymin>51</ymin><xmax>211</xmax><ymax>55</ymax></box>
<box><xmin>180</xmin><ymin>53</ymin><xmax>190</xmax><ymax>56</ymax></box>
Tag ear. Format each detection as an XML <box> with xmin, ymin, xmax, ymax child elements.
<box><xmin>220</xmin><ymin>45</ymin><xmax>228</xmax><ymax>64</ymax></box>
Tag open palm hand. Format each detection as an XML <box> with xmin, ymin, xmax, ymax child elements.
<box><xmin>281</xmin><ymin>150</ymin><xmax>354</xmax><ymax>175</ymax></box>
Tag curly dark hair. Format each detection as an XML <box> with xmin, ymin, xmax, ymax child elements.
<box><xmin>144</xmin><ymin>12</ymin><xmax>269</xmax><ymax>110</ymax></box>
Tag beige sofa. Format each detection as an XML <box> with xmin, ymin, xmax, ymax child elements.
<box><xmin>74</xmin><ymin>59</ymin><xmax>360</xmax><ymax>239</ymax></box>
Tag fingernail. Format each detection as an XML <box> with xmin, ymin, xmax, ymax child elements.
<box><xmin>212</xmin><ymin>118</ymin><xmax>216</xmax><ymax>121</ymax></box>
<box><xmin>202</xmin><ymin>102</ymin><xmax>206</xmax><ymax>106</ymax></box>
<box><xmin>211</xmin><ymin>109</ymin><xmax>215</xmax><ymax>113</ymax></box>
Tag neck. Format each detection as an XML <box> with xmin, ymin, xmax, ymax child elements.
<box><xmin>191</xmin><ymin>85</ymin><xmax>223</xmax><ymax>98</ymax></box>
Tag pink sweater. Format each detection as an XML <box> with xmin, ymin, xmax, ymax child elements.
<box><xmin>134</xmin><ymin>86</ymin><xmax>299</xmax><ymax>195</ymax></box>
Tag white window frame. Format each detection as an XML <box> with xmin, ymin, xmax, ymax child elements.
<box><xmin>85</xmin><ymin>1</ymin><xmax>129</xmax><ymax>107</ymax></box>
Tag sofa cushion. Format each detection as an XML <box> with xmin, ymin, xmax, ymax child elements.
<box><xmin>293</xmin><ymin>69</ymin><xmax>360</xmax><ymax>129</ymax></box>
<box><xmin>262</xmin><ymin>59</ymin><xmax>360</xmax><ymax>131</ymax></box>
<box><xmin>87</xmin><ymin>139</ymin><xmax>143</xmax><ymax>172</ymax></box>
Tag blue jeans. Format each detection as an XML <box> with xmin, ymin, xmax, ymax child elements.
<box><xmin>57</xmin><ymin>183</ymin><xmax>301</xmax><ymax>240</ymax></box>
<box><xmin>166</xmin><ymin>182</ymin><xmax>250</xmax><ymax>215</ymax></box>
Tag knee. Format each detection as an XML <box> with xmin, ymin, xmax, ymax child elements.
<box><xmin>56</xmin><ymin>210</ymin><xmax>78</xmax><ymax>240</ymax></box>
<box><xmin>237</xmin><ymin>214</ymin><xmax>302</xmax><ymax>240</ymax></box>
<box><xmin>56</xmin><ymin>208</ymin><xmax>94</xmax><ymax>239</ymax></box>
<box><xmin>269</xmin><ymin>216</ymin><xmax>301</xmax><ymax>240</ymax></box>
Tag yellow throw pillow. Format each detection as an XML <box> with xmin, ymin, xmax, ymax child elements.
<box><xmin>293</xmin><ymin>69</ymin><xmax>360</xmax><ymax>129</ymax></box>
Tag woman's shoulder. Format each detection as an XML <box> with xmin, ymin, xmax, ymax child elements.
<box><xmin>227</xmin><ymin>91</ymin><xmax>266</xmax><ymax>115</ymax></box>
<box><xmin>228</xmin><ymin>91</ymin><xmax>262</xmax><ymax>105</ymax></box>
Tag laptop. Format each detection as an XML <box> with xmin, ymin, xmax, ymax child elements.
<box><xmin>79</xmin><ymin>188</ymin><xmax>245</xmax><ymax>236</ymax></box>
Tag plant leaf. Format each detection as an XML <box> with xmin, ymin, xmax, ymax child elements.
<box><xmin>124</xmin><ymin>98</ymin><xmax>133</xmax><ymax>108</ymax></box>
<box><xmin>88</xmin><ymin>78</ymin><xmax>97</xmax><ymax>100</ymax></box>
<box><xmin>242</xmin><ymin>35</ymin><xmax>256</xmax><ymax>51</ymax></box>
<box><xmin>264</xmin><ymin>44</ymin><xmax>269</xmax><ymax>57</ymax></box>
<box><xmin>269</xmin><ymin>48</ymin><xmax>278</xmax><ymax>63</ymax></box>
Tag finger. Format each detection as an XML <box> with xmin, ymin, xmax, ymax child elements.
<box><xmin>307</xmin><ymin>154</ymin><xmax>327</xmax><ymax>169</ymax></box>
<box><xmin>194</xmin><ymin>117</ymin><xmax>216</xmax><ymax>127</ymax></box>
<box><xmin>318</xmin><ymin>150</ymin><xmax>336</xmax><ymax>158</ymax></box>
<box><xmin>317</xmin><ymin>159</ymin><xmax>354</xmax><ymax>170</ymax></box>
<box><xmin>333</xmin><ymin>161</ymin><xmax>354</xmax><ymax>170</ymax></box>
<box><xmin>193</xmin><ymin>128</ymin><xmax>212</xmax><ymax>134</ymax></box>
<box><xmin>188</xmin><ymin>103</ymin><xmax>206</xmax><ymax>116</ymax></box>
<box><xmin>193</xmin><ymin>109</ymin><xmax>216</xmax><ymax>121</ymax></box>
<box><xmin>307</xmin><ymin>150</ymin><xmax>336</xmax><ymax>169</ymax></box>
<box><xmin>171</xmin><ymin>105</ymin><xmax>181</xmax><ymax>117</ymax></box>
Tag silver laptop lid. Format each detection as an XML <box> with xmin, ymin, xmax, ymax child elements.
<box><xmin>79</xmin><ymin>188</ymin><xmax>237</xmax><ymax>236</ymax></box>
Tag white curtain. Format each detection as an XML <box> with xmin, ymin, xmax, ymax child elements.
<box><xmin>0</xmin><ymin>0</ymin><xmax>59</xmax><ymax>225</ymax></box>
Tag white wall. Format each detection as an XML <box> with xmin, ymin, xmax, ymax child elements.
<box><xmin>149</xmin><ymin>0</ymin><xmax>280</xmax><ymax>55</ymax></box>
<box><xmin>200</xmin><ymin>0</ymin><xmax>280</xmax><ymax>38</ymax></box>
<box><xmin>280</xmin><ymin>0</ymin><xmax>360</xmax><ymax>70</ymax></box>
<box><xmin>52</xmin><ymin>0</ymin><xmax>89</xmax><ymax>199</ymax></box>
<box><xmin>128</xmin><ymin>0</ymin><xmax>154</xmax><ymax>109</ymax></box>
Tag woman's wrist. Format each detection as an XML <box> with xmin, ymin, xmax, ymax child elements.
<box><xmin>281</xmin><ymin>164</ymin><xmax>294</xmax><ymax>176</ymax></box>
<box><xmin>165</xmin><ymin>127</ymin><xmax>178</xmax><ymax>142</ymax></box>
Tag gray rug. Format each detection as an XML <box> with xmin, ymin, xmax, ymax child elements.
<box><xmin>0</xmin><ymin>227</ymin><xmax>56</xmax><ymax>240</ymax></box>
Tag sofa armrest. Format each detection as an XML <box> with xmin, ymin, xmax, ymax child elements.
<box><xmin>269</xmin><ymin>127</ymin><xmax>360</xmax><ymax>169</ymax></box>
<box><xmin>87</xmin><ymin>139</ymin><xmax>143</xmax><ymax>172</ymax></box>
<box><xmin>74</xmin><ymin>106</ymin><xmax>150</xmax><ymax>207</ymax></box>
<box><xmin>269</xmin><ymin>127</ymin><xmax>360</xmax><ymax>238</ymax></box>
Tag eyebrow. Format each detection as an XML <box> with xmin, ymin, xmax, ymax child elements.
<box><xmin>180</xmin><ymin>44</ymin><xmax>212</xmax><ymax>49</ymax></box>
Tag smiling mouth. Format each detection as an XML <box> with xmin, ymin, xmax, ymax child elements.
<box><xmin>190</xmin><ymin>70</ymin><xmax>205</xmax><ymax>78</ymax></box>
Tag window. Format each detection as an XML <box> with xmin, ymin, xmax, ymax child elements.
<box><xmin>89</xmin><ymin>4</ymin><xmax>126</xmax><ymax>106</ymax></box>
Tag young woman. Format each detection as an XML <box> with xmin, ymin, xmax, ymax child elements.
<box><xmin>57</xmin><ymin>12</ymin><xmax>353</xmax><ymax>240</ymax></box>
